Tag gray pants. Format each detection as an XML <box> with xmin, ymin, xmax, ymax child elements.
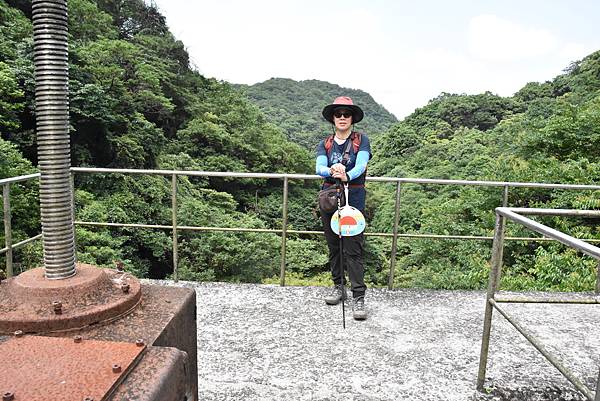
<box><xmin>321</xmin><ymin>211</ymin><xmax>367</xmax><ymax>298</ymax></box>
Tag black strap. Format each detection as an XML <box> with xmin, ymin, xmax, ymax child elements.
<box><xmin>341</xmin><ymin>133</ymin><xmax>354</xmax><ymax>166</ymax></box>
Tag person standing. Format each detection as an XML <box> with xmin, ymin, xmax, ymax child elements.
<box><xmin>315</xmin><ymin>96</ymin><xmax>372</xmax><ymax>320</ymax></box>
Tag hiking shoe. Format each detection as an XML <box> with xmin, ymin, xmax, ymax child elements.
<box><xmin>324</xmin><ymin>284</ymin><xmax>347</xmax><ymax>305</ymax></box>
<box><xmin>353</xmin><ymin>296</ymin><xmax>367</xmax><ymax>320</ymax></box>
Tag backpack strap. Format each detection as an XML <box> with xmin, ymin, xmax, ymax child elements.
<box><xmin>324</xmin><ymin>134</ymin><xmax>334</xmax><ymax>154</ymax></box>
<box><xmin>351</xmin><ymin>131</ymin><xmax>361</xmax><ymax>154</ymax></box>
<box><xmin>324</xmin><ymin>131</ymin><xmax>362</xmax><ymax>156</ymax></box>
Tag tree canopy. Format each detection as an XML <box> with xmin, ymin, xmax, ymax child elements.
<box><xmin>368</xmin><ymin>50</ymin><xmax>600</xmax><ymax>291</ymax></box>
<box><xmin>238</xmin><ymin>78</ymin><xmax>398</xmax><ymax>149</ymax></box>
<box><xmin>1</xmin><ymin>0</ymin><xmax>599</xmax><ymax>291</ymax></box>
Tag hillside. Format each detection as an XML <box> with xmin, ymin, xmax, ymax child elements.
<box><xmin>1</xmin><ymin>0</ymin><xmax>600</xmax><ymax>292</ymax></box>
<box><xmin>0</xmin><ymin>0</ymin><xmax>318</xmax><ymax>281</ymax></box>
<box><xmin>368</xmin><ymin>50</ymin><xmax>600</xmax><ymax>291</ymax></box>
<box><xmin>238</xmin><ymin>78</ymin><xmax>398</xmax><ymax>149</ymax></box>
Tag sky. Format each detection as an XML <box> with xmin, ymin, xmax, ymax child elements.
<box><xmin>152</xmin><ymin>0</ymin><xmax>600</xmax><ymax>119</ymax></box>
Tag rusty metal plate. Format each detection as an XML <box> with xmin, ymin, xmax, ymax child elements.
<box><xmin>0</xmin><ymin>335</ymin><xmax>145</xmax><ymax>401</ymax></box>
<box><xmin>109</xmin><ymin>347</ymin><xmax>188</xmax><ymax>401</ymax></box>
<box><xmin>0</xmin><ymin>264</ymin><xmax>142</xmax><ymax>334</ymax></box>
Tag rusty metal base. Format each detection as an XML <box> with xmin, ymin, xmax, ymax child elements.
<box><xmin>0</xmin><ymin>264</ymin><xmax>141</xmax><ymax>334</ymax></box>
<box><xmin>79</xmin><ymin>283</ymin><xmax>198</xmax><ymax>401</ymax></box>
<box><xmin>60</xmin><ymin>283</ymin><xmax>198</xmax><ymax>401</ymax></box>
<box><xmin>0</xmin><ymin>335</ymin><xmax>146</xmax><ymax>401</ymax></box>
<box><xmin>109</xmin><ymin>346</ymin><xmax>190</xmax><ymax>401</ymax></box>
<box><xmin>0</xmin><ymin>279</ymin><xmax>197</xmax><ymax>401</ymax></box>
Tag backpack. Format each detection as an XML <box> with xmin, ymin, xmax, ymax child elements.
<box><xmin>324</xmin><ymin>131</ymin><xmax>362</xmax><ymax>165</ymax></box>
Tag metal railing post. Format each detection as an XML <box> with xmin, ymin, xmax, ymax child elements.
<box><xmin>3</xmin><ymin>184</ymin><xmax>13</xmax><ymax>278</ymax></box>
<box><xmin>388</xmin><ymin>181</ymin><xmax>402</xmax><ymax>289</ymax></box>
<box><xmin>477</xmin><ymin>211</ymin><xmax>506</xmax><ymax>390</ymax></box>
<box><xmin>70</xmin><ymin>171</ymin><xmax>77</xmax><ymax>262</ymax></box>
<box><xmin>279</xmin><ymin>176</ymin><xmax>289</xmax><ymax>286</ymax></box>
<box><xmin>495</xmin><ymin>185</ymin><xmax>509</xmax><ymax>288</ymax></box>
<box><xmin>596</xmin><ymin>261</ymin><xmax>600</xmax><ymax>295</ymax></box>
<box><xmin>172</xmin><ymin>174</ymin><xmax>178</xmax><ymax>282</ymax></box>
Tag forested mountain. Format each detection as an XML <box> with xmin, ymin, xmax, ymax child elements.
<box><xmin>238</xmin><ymin>78</ymin><xmax>398</xmax><ymax>149</ymax></box>
<box><xmin>1</xmin><ymin>0</ymin><xmax>599</xmax><ymax>292</ymax></box>
<box><xmin>368</xmin><ymin>50</ymin><xmax>600</xmax><ymax>291</ymax></box>
<box><xmin>0</xmin><ymin>0</ymin><xmax>318</xmax><ymax>280</ymax></box>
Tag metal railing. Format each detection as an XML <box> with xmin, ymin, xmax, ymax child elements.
<box><xmin>3</xmin><ymin>168</ymin><xmax>600</xmax><ymax>286</ymax></box>
<box><xmin>477</xmin><ymin>207</ymin><xmax>600</xmax><ymax>400</ymax></box>
<box><xmin>1</xmin><ymin>173</ymin><xmax>41</xmax><ymax>277</ymax></box>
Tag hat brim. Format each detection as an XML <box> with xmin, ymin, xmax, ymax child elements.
<box><xmin>322</xmin><ymin>104</ymin><xmax>364</xmax><ymax>124</ymax></box>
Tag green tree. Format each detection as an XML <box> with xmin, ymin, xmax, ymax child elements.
<box><xmin>238</xmin><ymin>78</ymin><xmax>398</xmax><ymax>149</ymax></box>
<box><xmin>0</xmin><ymin>62</ymin><xmax>24</xmax><ymax>132</ymax></box>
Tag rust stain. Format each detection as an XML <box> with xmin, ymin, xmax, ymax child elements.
<box><xmin>108</xmin><ymin>347</ymin><xmax>188</xmax><ymax>401</ymax></box>
<box><xmin>0</xmin><ymin>264</ymin><xmax>142</xmax><ymax>334</ymax></box>
<box><xmin>0</xmin><ymin>336</ymin><xmax>145</xmax><ymax>401</ymax></box>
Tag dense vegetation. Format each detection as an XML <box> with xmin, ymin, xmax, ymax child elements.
<box><xmin>238</xmin><ymin>78</ymin><xmax>397</xmax><ymax>149</ymax></box>
<box><xmin>368</xmin><ymin>54</ymin><xmax>600</xmax><ymax>291</ymax></box>
<box><xmin>0</xmin><ymin>0</ymin><xmax>317</xmax><ymax>280</ymax></box>
<box><xmin>1</xmin><ymin>0</ymin><xmax>599</xmax><ymax>292</ymax></box>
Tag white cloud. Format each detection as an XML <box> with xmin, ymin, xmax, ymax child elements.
<box><xmin>559</xmin><ymin>42</ymin><xmax>591</xmax><ymax>62</ymax></box>
<box><xmin>164</xmin><ymin>2</ymin><xmax>386</xmax><ymax>88</ymax></box>
<box><xmin>468</xmin><ymin>14</ymin><xmax>557</xmax><ymax>61</ymax></box>
<box><xmin>153</xmin><ymin>1</ymin><xmax>599</xmax><ymax>119</ymax></box>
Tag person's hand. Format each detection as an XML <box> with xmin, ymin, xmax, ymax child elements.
<box><xmin>332</xmin><ymin>170</ymin><xmax>348</xmax><ymax>182</ymax></box>
<box><xmin>329</xmin><ymin>163</ymin><xmax>346</xmax><ymax>175</ymax></box>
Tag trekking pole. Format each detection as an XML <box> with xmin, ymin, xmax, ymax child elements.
<box><xmin>336</xmin><ymin>178</ymin><xmax>346</xmax><ymax>329</ymax></box>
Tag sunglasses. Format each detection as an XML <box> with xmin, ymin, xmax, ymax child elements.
<box><xmin>334</xmin><ymin>111</ymin><xmax>353</xmax><ymax>119</ymax></box>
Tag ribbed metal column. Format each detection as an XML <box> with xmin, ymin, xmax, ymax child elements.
<box><xmin>33</xmin><ymin>0</ymin><xmax>76</xmax><ymax>279</ymax></box>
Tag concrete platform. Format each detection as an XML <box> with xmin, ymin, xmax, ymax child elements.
<box><xmin>152</xmin><ymin>281</ymin><xmax>599</xmax><ymax>401</ymax></box>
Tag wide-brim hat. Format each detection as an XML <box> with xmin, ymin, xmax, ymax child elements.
<box><xmin>322</xmin><ymin>96</ymin><xmax>364</xmax><ymax>124</ymax></box>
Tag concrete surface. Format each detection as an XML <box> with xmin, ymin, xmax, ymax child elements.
<box><xmin>150</xmin><ymin>281</ymin><xmax>599</xmax><ymax>401</ymax></box>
